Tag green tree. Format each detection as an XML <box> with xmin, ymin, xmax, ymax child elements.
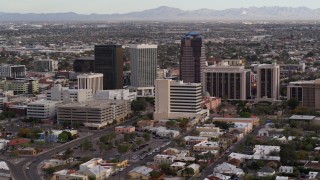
<box><xmin>183</xmin><ymin>167</ymin><xmax>195</xmax><ymax>177</ymax></box>
<box><xmin>117</xmin><ymin>144</ymin><xmax>130</xmax><ymax>154</ymax></box>
<box><xmin>58</xmin><ymin>131</ymin><xmax>72</xmax><ymax>143</ymax></box>
<box><xmin>280</xmin><ymin>144</ymin><xmax>296</xmax><ymax>165</ymax></box>
<box><xmin>143</xmin><ymin>132</ymin><xmax>151</xmax><ymax>142</ymax></box>
<box><xmin>80</xmin><ymin>139</ymin><xmax>93</xmax><ymax>151</ymax></box>
<box><xmin>288</xmin><ymin>99</ymin><xmax>299</xmax><ymax>109</ymax></box>
<box><xmin>240</xmin><ymin>112</ymin><xmax>251</xmax><ymax>118</ymax></box>
<box><xmin>63</xmin><ymin>148</ymin><xmax>73</xmax><ymax>160</ymax></box>
<box><xmin>131</xmin><ymin>98</ymin><xmax>147</xmax><ymax>115</ymax></box>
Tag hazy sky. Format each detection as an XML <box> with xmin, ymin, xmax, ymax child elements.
<box><xmin>1</xmin><ymin>0</ymin><xmax>319</xmax><ymax>14</ymax></box>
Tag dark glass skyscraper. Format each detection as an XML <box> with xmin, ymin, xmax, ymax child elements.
<box><xmin>73</xmin><ymin>57</ymin><xmax>94</xmax><ymax>73</ymax></box>
<box><xmin>180</xmin><ymin>32</ymin><xmax>206</xmax><ymax>83</ymax></box>
<box><xmin>94</xmin><ymin>45</ymin><xmax>123</xmax><ymax>90</ymax></box>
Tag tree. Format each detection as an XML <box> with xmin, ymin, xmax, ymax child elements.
<box><xmin>117</xmin><ymin>144</ymin><xmax>130</xmax><ymax>154</ymax></box>
<box><xmin>63</xmin><ymin>148</ymin><xmax>73</xmax><ymax>160</ymax></box>
<box><xmin>143</xmin><ymin>132</ymin><xmax>151</xmax><ymax>142</ymax></box>
<box><xmin>166</xmin><ymin>120</ymin><xmax>176</xmax><ymax>128</ymax></box>
<box><xmin>183</xmin><ymin>167</ymin><xmax>195</xmax><ymax>177</ymax></box>
<box><xmin>0</xmin><ymin>113</ymin><xmax>5</xmax><ymax>120</ymax></box>
<box><xmin>240</xmin><ymin>112</ymin><xmax>251</xmax><ymax>118</ymax></box>
<box><xmin>288</xmin><ymin>99</ymin><xmax>299</xmax><ymax>109</ymax></box>
<box><xmin>280</xmin><ymin>144</ymin><xmax>296</xmax><ymax>165</ymax></box>
<box><xmin>80</xmin><ymin>139</ymin><xmax>93</xmax><ymax>151</ymax></box>
<box><xmin>58</xmin><ymin>131</ymin><xmax>72</xmax><ymax>143</ymax></box>
<box><xmin>131</xmin><ymin>98</ymin><xmax>147</xmax><ymax>115</ymax></box>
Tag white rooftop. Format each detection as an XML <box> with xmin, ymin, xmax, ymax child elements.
<box><xmin>129</xmin><ymin>166</ymin><xmax>153</xmax><ymax>176</ymax></box>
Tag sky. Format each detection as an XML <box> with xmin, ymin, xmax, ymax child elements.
<box><xmin>0</xmin><ymin>0</ymin><xmax>319</xmax><ymax>14</ymax></box>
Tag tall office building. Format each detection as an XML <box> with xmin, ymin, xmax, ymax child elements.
<box><xmin>130</xmin><ymin>44</ymin><xmax>157</xmax><ymax>87</ymax></box>
<box><xmin>0</xmin><ymin>64</ymin><xmax>26</xmax><ymax>78</ymax></box>
<box><xmin>154</xmin><ymin>79</ymin><xmax>207</xmax><ymax>120</ymax></box>
<box><xmin>204</xmin><ymin>66</ymin><xmax>251</xmax><ymax>100</ymax></box>
<box><xmin>34</xmin><ymin>59</ymin><xmax>58</xmax><ymax>72</ymax></box>
<box><xmin>73</xmin><ymin>57</ymin><xmax>94</xmax><ymax>73</ymax></box>
<box><xmin>255</xmin><ymin>63</ymin><xmax>280</xmax><ymax>101</ymax></box>
<box><xmin>77</xmin><ymin>73</ymin><xmax>103</xmax><ymax>94</ymax></box>
<box><xmin>94</xmin><ymin>45</ymin><xmax>123</xmax><ymax>90</ymax></box>
<box><xmin>180</xmin><ymin>32</ymin><xmax>206</xmax><ymax>83</ymax></box>
<box><xmin>287</xmin><ymin>79</ymin><xmax>320</xmax><ymax>110</ymax></box>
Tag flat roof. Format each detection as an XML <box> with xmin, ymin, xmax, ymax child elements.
<box><xmin>58</xmin><ymin>99</ymin><xmax>128</xmax><ymax>108</ymax></box>
<box><xmin>289</xmin><ymin>115</ymin><xmax>316</xmax><ymax>121</ymax></box>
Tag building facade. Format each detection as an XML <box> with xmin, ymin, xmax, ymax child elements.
<box><xmin>255</xmin><ymin>63</ymin><xmax>280</xmax><ymax>101</ymax></box>
<box><xmin>57</xmin><ymin>100</ymin><xmax>131</xmax><ymax>129</ymax></box>
<box><xmin>94</xmin><ymin>45</ymin><xmax>123</xmax><ymax>90</ymax></box>
<box><xmin>73</xmin><ymin>57</ymin><xmax>95</xmax><ymax>73</ymax></box>
<box><xmin>204</xmin><ymin>66</ymin><xmax>251</xmax><ymax>100</ymax></box>
<box><xmin>130</xmin><ymin>44</ymin><xmax>157</xmax><ymax>88</ymax></box>
<box><xmin>77</xmin><ymin>73</ymin><xmax>103</xmax><ymax>94</ymax></box>
<box><xmin>94</xmin><ymin>89</ymin><xmax>137</xmax><ymax>101</ymax></box>
<box><xmin>154</xmin><ymin>79</ymin><xmax>207</xmax><ymax>120</ymax></box>
<box><xmin>27</xmin><ymin>100</ymin><xmax>58</xmax><ymax>119</ymax></box>
<box><xmin>287</xmin><ymin>79</ymin><xmax>320</xmax><ymax>110</ymax></box>
<box><xmin>46</xmin><ymin>84</ymin><xmax>93</xmax><ymax>103</ymax></box>
<box><xmin>34</xmin><ymin>59</ymin><xmax>58</xmax><ymax>72</ymax></box>
<box><xmin>180</xmin><ymin>32</ymin><xmax>206</xmax><ymax>83</ymax></box>
<box><xmin>0</xmin><ymin>64</ymin><xmax>26</xmax><ymax>78</ymax></box>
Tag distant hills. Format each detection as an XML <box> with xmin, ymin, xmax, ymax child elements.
<box><xmin>1</xmin><ymin>6</ymin><xmax>320</xmax><ymax>21</ymax></box>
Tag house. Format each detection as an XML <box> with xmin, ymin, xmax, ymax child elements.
<box><xmin>228</xmin><ymin>158</ymin><xmax>241</xmax><ymax>167</ymax></box>
<box><xmin>170</xmin><ymin>162</ymin><xmax>186</xmax><ymax>171</ymax></box>
<box><xmin>83</xmin><ymin>165</ymin><xmax>108</xmax><ymax>180</ymax></box>
<box><xmin>128</xmin><ymin>166</ymin><xmax>153</xmax><ymax>180</ymax></box>
<box><xmin>213</xmin><ymin>162</ymin><xmax>244</xmax><ymax>176</ymax></box>
<box><xmin>177</xmin><ymin>163</ymin><xmax>200</xmax><ymax>177</ymax></box>
<box><xmin>162</xmin><ymin>148</ymin><xmax>180</xmax><ymax>156</ymax></box>
<box><xmin>254</xmin><ymin>145</ymin><xmax>280</xmax><ymax>156</ymax></box>
<box><xmin>219</xmin><ymin>133</ymin><xmax>238</xmax><ymax>145</ymax></box>
<box><xmin>275</xmin><ymin>176</ymin><xmax>289</xmax><ymax>180</ymax></box>
<box><xmin>184</xmin><ymin>136</ymin><xmax>208</xmax><ymax>145</ymax></box>
<box><xmin>156</xmin><ymin>129</ymin><xmax>180</xmax><ymax>138</ymax></box>
<box><xmin>42</xmin><ymin>159</ymin><xmax>67</xmax><ymax>169</ymax></box>
<box><xmin>228</xmin><ymin>152</ymin><xmax>280</xmax><ymax>162</ymax></box>
<box><xmin>304</xmin><ymin>161</ymin><xmax>320</xmax><ymax>170</ymax></box>
<box><xmin>205</xmin><ymin>173</ymin><xmax>231</xmax><ymax>180</ymax></box>
<box><xmin>137</xmin><ymin>120</ymin><xmax>154</xmax><ymax>128</ymax></box>
<box><xmin>309</xmin><ymin>171</ymin><xmax>320</xmax><ymax>179</ymax></box>
<box><xmin>193</xmin><ymin>141</ymin><xmax>219</xmax><ymax>152</ymax></box>
<box><xmin>229</xmin><ymin>122</ymin><xmax>253</xmax><ymax>134</ymax></box>
<box><xmin>0</xmin><ymin>161</ymin><xmax>11</xmax><ymax>180</ymax></box>
<box><xmin>257</xmin><ymin>166</ymin><xmax>275</xmax><ymax>177</ymax></box>
<box><xmin>53</xmin><ymin>169</ymin><xmax>88</xmax><ymax>180</ymax></box>
<box><xmin>279</xmin><ymin>166</ymin><xmax>293</xmax><ymax>174</ymax></box>
<box><xmin>175</xmin><ymin>150</ymin><xmax>196</xmax><ymax>162</ymax></box>
<box><xmin>115</xmin><ymin>126</ymin><xmax>135</xmax><ymax>134</ymax></box>
<box><xmin>153</xmin><ymin>154</ymin><xmax>176</xmax><ymax>164</ymax></box>
<box><xmin>17</xmin><ymin>147</ymin><xmax>38</xmax><ymax>156</ymax></box>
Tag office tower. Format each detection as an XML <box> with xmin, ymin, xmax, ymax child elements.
<box><xmin>204</xmin><ymin>66</ymin><xmax>251</xmax><ymax>100</ymax></box>
<box><xmin>34</xmin><ymin>59</ymin><xmax>58</xmax><ymax>72</ymax></box>
<box><xmin>0</xmin><ymin>64</ymin><xmax>26</xmax><ymax>78</ymax></box>
<box><xmin>180</xmin><ymin>32</ymin><xmax>206</xmax><ymax>83</ymax></box>
<box><xmin>255</xmin><ymin>63</ymin><xmax>280</xmax><ymax>101</ymax></box>
<box><xmin>77</xmin><ymin>73</ymin><xmax>103</xmax><ymax>94</ymax></box>
<box><xmin>130</xmin><ymin>44</ymin><xmax>157</xmax><ymax>87</ymax></box>
<box><xmin>94</xmin><ymin>45</ymin><xmax>123</xmax><ymax>90</ymax></box>
<box><xmin>287</xmin><ymin>79</ymin><xmax>320</xmax><ymax>110</ymax></box>
<box><xmin>154</xmin><ymin>79</ymin><xmax>205</xmax><ymax>120</ymax></box>
<box><xmin>73</xmin><ymin>57</ymin><xmax>95</xmax><ymax>73</ymax></box>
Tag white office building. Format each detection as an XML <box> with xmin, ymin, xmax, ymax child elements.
<box><xmin>46</xmin><ymin>84</ymin><xmax>93</xmax><ymax>103</ymax></box>
<box><xmin>94</xmin><ymin>89</ymin><xmax>137</xmax><ymax>101</ymax></box>
<box><xmin>27</xmin><ymin>100</ymin><xmax>59</xmax><ymax>119</ymax></box>
<box><xmin>0</xmin><ymin>64</ymin><xmax>26</xmax><ymax>78</ymax></box>
<box><xmin>34</xmin><ymin>59</ymin><xmax>59</xmax><ymax>72</ymax></box>
<box><xmin>77</xmin><ymin>73</ymin><xmax>103</xmax><ymax>94</ymax></box>
<box><xmin>130</xmin><ymin>44</ymin><xmax>157</xmax><ymax>88</ymax></box>
<box><xmin>154</xmin><ymin>79</ymin><xmax>208</xmax><ymax>120</ymax></box>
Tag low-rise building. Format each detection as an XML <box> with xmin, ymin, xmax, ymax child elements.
<box><xmin>213</xmin><ymin>162</ymin><xmax>244</xmax><ymax>176</ymax></box>
<box><xmin>46</xmin><ymin>84</ymin><xmax>93</xmax><ymax>103</ymax></box>
<box><xmin>193</xmin><ymin>141</ymin><xmax>219</xmax><ymax>152</ymax></box>
<box><xmin>95</xmin><ymin>89</ymin><xmax>137</xmax><ymax>101</ymax></box>
<box><xmin>128</xmin><ymin>166</ymin><xmax>153</xmax><ymax>180</ymax></box>
<box><xmin>212</xmin><ymin>117</ymin><xmax>260</xmax><ymax>126</ymax></box>
<box><xmin>153</xmin><ymin>154</ymin><xmax>176</xmax><ymax>164</ymax></box>
<box><xmin>177</xmin><ymin>163</ymin><xmax>200</xmax><ymax>177</ymax></box>
<box><xmin>57</xmin><ymin>100</ymin><xmax>131</xmax><ymax>129</ymax></box>
<box><xmin>257</xmin><ymin>166</ymin><xmax>275</xmax><ymax>177</ymax></box>
<box><xmin>53</xmin><ymin>169</ymin><xmax>88</xmax><ymax>180</ymax></box>
<box><xmin>27</xmin><ymin>100</ymin><xmax>59</xmax><ymax>119</ymax></box>
<box><xmin>0</xmin><ymin>161</ymin><xmax>12</xmax><ymax>180</ymax></box>
<box><xmin>17</xmin><ymin>147</ymin><xmax>38</xmax><ymax>156</ymax></box>
<box><xmin>156</xmin><ymin>129</ymin><xmax>180</xmax><ymax>138</ymax></box>
<box><xmin>279</xmin><ymin>166</ymin><xmax>293</xmax><ymax>174</ymax></box>
<box><xmin>170</xmin><ymin>162</ymin><xmax>186</xmax><ymax>171</ymax></box>
<box><xmin>184</xmin><ymin>136</ymin><xmax>208</xmax><ymax>145</ymax></box>
<box><xmin>115</xmin><ymin>126</ymin><xmax>135</xmax><ymax>134</ymax></box>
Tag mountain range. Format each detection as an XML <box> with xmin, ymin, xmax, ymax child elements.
<box><xmin>1</xmin><ymin>6</ymin><xmax>320</xmax><ymax>21</ymax></box>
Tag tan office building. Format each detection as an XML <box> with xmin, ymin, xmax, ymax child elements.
<box><xmin>77</xmin><ymin>73</ymin><xmax>103</xmax><ymax>94</ymax></box>
<box><xmin>287</xmin><ymin>79</ymin><xmax>320</xmax><ymax>110</ymax></box>
<box><xmin>57</xmin><ymin>100</ymin><xmax>131</xmax><ymax>129</ymax></box>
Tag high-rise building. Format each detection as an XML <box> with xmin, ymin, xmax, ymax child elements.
<box><xmin>73</xmin><ymin>57</ymin><xmax>94</xmax><ymax>73</ymax></box>
<box><xmin>77</xmin><ymin>73</ymin><xmax>103</xmax><ymax>94</ymax></box>
<box><xmin>180</xmin><ymin>32</ymin><xmax>206</xmax><ymax>83</ymax></box>
<box><xmin>0</xmin><ymin>64</ymin><xmax>26</xmax><ymax>78</ymax></box>
<box><xmin>46</xmin><ymin>84</ymin><xmax>93</xmax><ymax>103</ymax></box>
<box><xmin>154</xmin><ymin>79</ymin><xmax>208</xmax><ymax>120</ymax></box>
<box><xmin>34</xmin><ymin>59</ymin><xmax>58</xmax><ymax>72</ymax></box>
<box><xmin>287</xmin><ymin>79</ymin><xmax>320</xmax><ymax>110</ymax></box>
<box><xmin>130</xmin><ymin>44</ymin><xmax>157</xmax><ymax>87</ymax></box>
<box><xmin>255</xmin><ymin>63</ymin><xmax>280</xmax><ymax>101</ymax></box>
<box><xmin>204</xmin><ymin>66</ymin><xmax>251</xmax><ymax>100</ymax></box>
<box><xmin>94</xmin><ymin>45</ymin><xmax>123</xmax><ymax>90</ymax></box>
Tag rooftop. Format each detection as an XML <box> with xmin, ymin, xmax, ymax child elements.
<box><xmin>129</xmin><ymin>166</ymin><xmax>153</xmax><ymax>176</ymax></box>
